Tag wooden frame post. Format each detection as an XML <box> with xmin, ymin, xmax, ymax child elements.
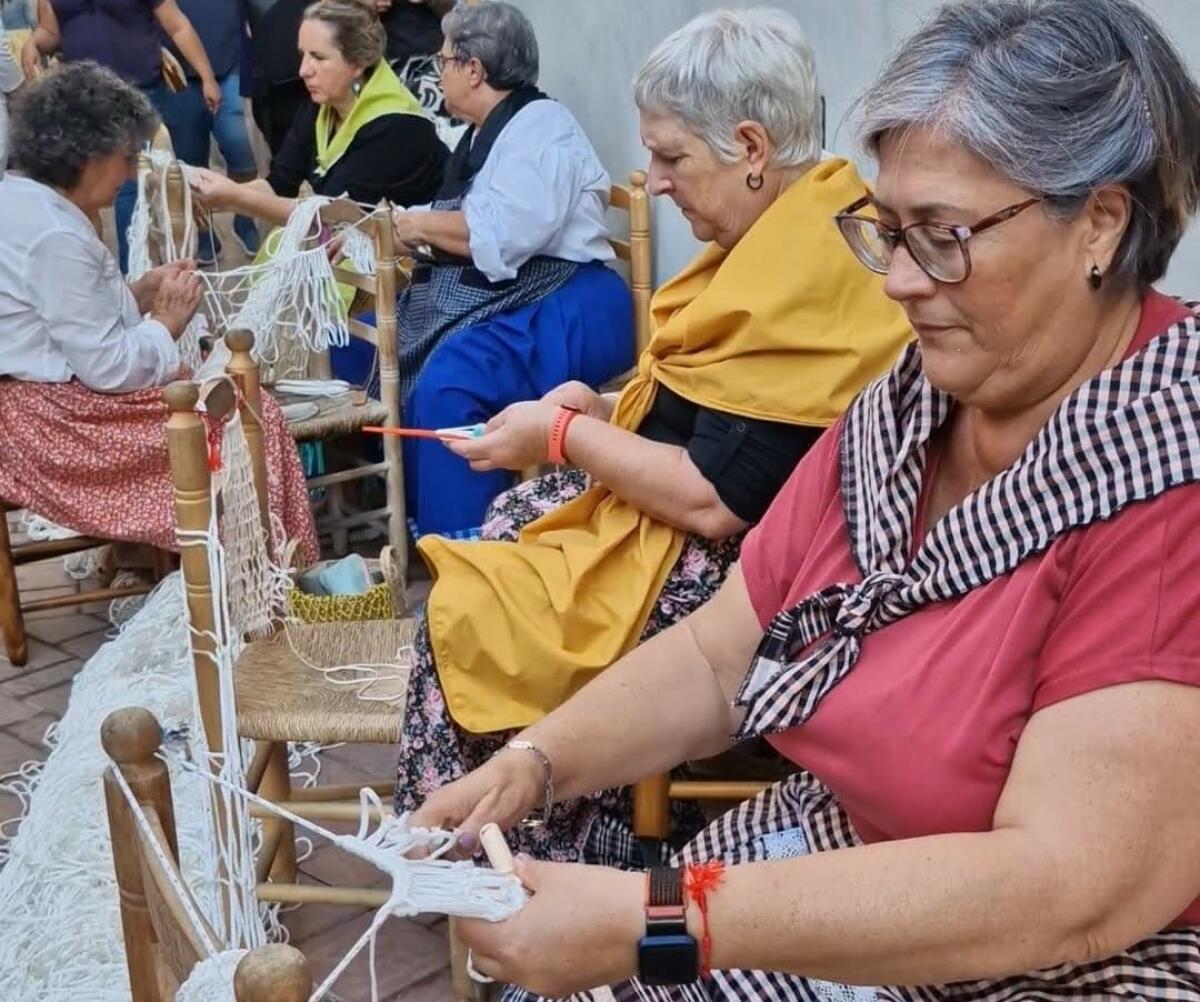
<box><xmin>101</xmin><ymin>707</ymin><xmax>179</xmax><ymax>1002</ymax></box>
<box><xmin>164</xmin><ymin>382</ymin><xmax>224</xmax><ymax>754</ymax></box>
<box><xmin>628</xmin><ymin>170</ymin><xmax>654</xmax><ymax>356</ymax></box>
<box><xmin>0</xmin><ymin>512</ymin><xmax>27</xmax><ymax>667</ymax></box>
<box><xmin>373</xmin><ymin>201</ymin><xmax>409</xmax><ymax>594</ymax></box>
<box><xmin>225</xmin><ymin>330</ymin><xmax>271</xmax><ymax>537</ymax></box>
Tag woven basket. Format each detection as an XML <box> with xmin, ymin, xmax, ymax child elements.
<box><xmin>288</xmin><ymin>545</ymin><xmax>406</xmax><ymax>623</ymax></box>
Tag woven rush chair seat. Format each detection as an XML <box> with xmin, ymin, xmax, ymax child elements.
<box><xmin>274</xmin><ymin>390</ymin><xmax>389</xmax><ymax>442</ymax></box>
<box><xmin>235</xmin><ymin>618</ymin><xmax>414</xmax><ymax>743</ymax></box>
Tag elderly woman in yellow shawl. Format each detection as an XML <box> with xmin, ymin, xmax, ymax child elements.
<box><xmin>395</xmin><ymin>8</ymin><xmax>912</xmax><ymax>867</ymax></box>
<box><xmin>189</xmin><ymin>0</ymin><xmax>446</xmax><ymax>223</ymax></box>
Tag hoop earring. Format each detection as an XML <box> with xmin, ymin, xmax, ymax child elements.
<box><xmin>746</xmin><ymin>172</ymin><xmax>764</xmax><ymax>191</ymax></box>
<box><xmin>1089</xmin><ymin>264</ymin><xmax>1103</xmax><ymax>290</ymax></box>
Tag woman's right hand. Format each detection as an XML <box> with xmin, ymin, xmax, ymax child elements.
<box><xmin>541</xmin><ymin>381</ymin><xmax>611</xmax><ymax>421</ymax></box>
<box><xmin>20</xmin><ymin>39</ymin><xmax>41</xmax><ymax>80</ymax></box>
<box><xmin>151</xmin><ymin>270</ymin><xmax>203</xmax><ymax>340</ymax></box>
<box><xmin>408</xmin><ymin>746</ymin><xmax>547</xmax><ymax>853</ymax></box>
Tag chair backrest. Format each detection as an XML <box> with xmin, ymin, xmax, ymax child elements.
<box><xmin>608</xmin><ymin>170</ymin><xmax>654</xmax><ymax>357</ymax></box>
<box><xmin>100</xmin><ymin>706</ymin><xmax>313</xmax><ymax>1002</ymax></box>
<box><xmin>165</xmin><ymin>332</ymin><xmax>272</xmax><ymax>756</ymax></box>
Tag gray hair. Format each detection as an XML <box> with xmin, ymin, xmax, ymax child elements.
<box><xmin>442</xmin><ymin>1</ymin><xmax>538</xmax><ymax>91</ymax></box>
<box><xmin>9</xmin><ymin>61</ymin><xmax>157</xmax><ymax>190</ymax></box>
<box><xmin>634</xmin><ymin>8</ymin><xmax>822</xmax><ymax>169</ymax></box>
<box><xmin>858</xmin><ymin>0</ymin><xmax>1200</xmax><ymax>287</ymax></box>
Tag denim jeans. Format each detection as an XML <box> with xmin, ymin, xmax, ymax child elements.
<box><xmin>157</xmin><ymin>71</ymin><xmax>257</xmax><ymax>174</ymax></box>
<box><xmin>115</xmin><ymin>82</ymin><xmax>173</xmax><ymax>274</ymax></box>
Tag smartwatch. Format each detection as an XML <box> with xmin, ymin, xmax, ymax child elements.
<box><xmin>637</xmin><ymin>867</ymin><xmax>699</xmax><ymax>985</ymax></box>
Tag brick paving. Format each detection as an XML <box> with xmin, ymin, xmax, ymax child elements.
<box><xmin>0</xmin><ymin>511</ymin><xmax>454</xmax><ymax>998</ymax></box>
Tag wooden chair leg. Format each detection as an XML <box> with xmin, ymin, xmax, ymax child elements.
<box><xmin>259</xmin><ymin>741</ymin><xmax>298</xmax><ymax>882</ymax></box>
<box><xmin>632</xmin><ymin>773</ymin><xmax>671</xmax><ymax>841</ymax></box>
<box><xmin>449</xmin><ymin>917</ymin><xmax>491</xmax><ymax>1002</ymax></box>
<box><xmin>0</xmin><ymin>513</ymin><xmax>28</xmax><ymax>667</ymax></box>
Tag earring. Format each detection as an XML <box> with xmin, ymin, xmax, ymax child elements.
<box><xmin>1089</xmin><ymin>264</ymin><xmax>1103</xmax><ymax>290</ymax></box>
<box><xmin>352</xmin><ymin>78</ymin><xmax>363</xmax><ymax>96</ymax></box>
<box><xmin>746</xmin><ymin>172</ymin><xmax>764</xmax><ymax>191</ymax></box>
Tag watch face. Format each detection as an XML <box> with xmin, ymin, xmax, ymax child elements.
<box><xmin>637</xmin><ymin>934</ymin><xmax>700</xmax><ymax>986</ymax></box>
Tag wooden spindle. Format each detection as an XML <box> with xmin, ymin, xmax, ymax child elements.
<box><xmin>164</xmin><ymin>382</ymin><xmax>223</xmax><ymax>754</ymax></box>
<box><xmin>233</xmin><ymin>944</ymin><xmax>312</xmax><ymax>1002</ymax></box>
<box><xmin>628</xmin><ymin>170</ymin><xmax>654</xmax><ymax>357</ymax></box>
<box><xmin>165</xmin><ymin>162</ymin><xmax>187</xmax><ymax>260</ymax></box>
<box><xmin>224</xmin><ymin>330</ymin><xmax>271</xmax><ymax>536</ymax></box>
<box><xmin>102</xmin><ymin>707</ymin><xmax>176</xmax><ymax>1002</ymax></box>
<box><xmin>373</xmin><ymin>200</ymin><xmax>409</xmax><ymax>604</ymax></box>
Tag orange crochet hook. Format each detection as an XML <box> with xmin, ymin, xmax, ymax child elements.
<box><xmin>363</xmin><ymin>424</ymin><xmax>486</xmax><ymax>441</ymax></box>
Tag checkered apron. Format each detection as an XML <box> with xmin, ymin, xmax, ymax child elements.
<box><xmin>504</xmin><ymin>304</ymin><xmax>1200</xmax><ymax>1002</ymax></box>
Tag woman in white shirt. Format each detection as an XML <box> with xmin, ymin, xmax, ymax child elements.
<box><xmin>385</xmin><ymin>0</ymin><xmax>634</xmax><ymax>541</ymax></box>
<box><xmin>0</xmin><ymin>61</ymin><xmax>318</xmax><ymax>580</ymax></box>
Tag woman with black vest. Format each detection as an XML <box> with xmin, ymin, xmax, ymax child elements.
<box><xmin>389</xmin><ymin>0</ymin><xmax>634</xmax><ymax>541</ymax></box>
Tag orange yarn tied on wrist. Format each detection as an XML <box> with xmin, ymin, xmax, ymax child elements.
<box><xmin>684</xmin><ymin>860</ymin><xmax>726</xmax><ymax>978</ymax></box>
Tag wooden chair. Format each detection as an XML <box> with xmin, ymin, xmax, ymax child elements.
<box><xmin>0</xmin><ymin>151</ymin><xmax>190</xmax><ymax>668</ymax></box>
<box><xmin>101</xmin><ymin>704</ymin><xmax>314</xmax><ymax>1002</ymax></box>
<box><xmin>276</xmin><ymin>198</ymin><xmax>409</xmax><ymax>582</ymax></box>
<box><xmin>610</xmin><ymin>169</ymin><xmax>654</xmax><ymax>360</ymax></box>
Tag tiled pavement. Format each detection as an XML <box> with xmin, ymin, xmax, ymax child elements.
<box><xmin>0</xmin><ymin>512</ymin><xmax>454</xmax><ymax>999</ymax></box>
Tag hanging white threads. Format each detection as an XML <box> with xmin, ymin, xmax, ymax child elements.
<box><xmin>171</xmin><ymin>762</ymin><xmax>526</xmax><ymax>1002</ymax></box>
<box><xmin>176</xmin><ymin>950</ymin><xmax>248</xmax><ymax>1002</ymax></box>
<box><xmin>126</xmin><ymin>156</ymin><xmax>154</xmax><ymax>283</ymax></box>
<box><xmin>340</xmin><ymin>223</ymin><xmax>377</xmax><ymax>275</ymax></box>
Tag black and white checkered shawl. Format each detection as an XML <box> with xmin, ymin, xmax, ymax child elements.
<box><xmin>736</xmin><ymin>303</ymin><xmax>1200</xmax><ymax>739</ymax></box>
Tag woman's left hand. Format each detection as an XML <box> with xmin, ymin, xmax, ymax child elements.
<box><xmin>201</xmin><ymin>76</ymin><xmax>222</xmax><ymax>114</ymax></box>
<box><xmin>188</xmin><ymin>166</ymin><xmax>238</xmax><ymax>210</ymax></box>
<box><xmin>130</xmin><ymin>260</ymin><xmax>196</xmax><ymax>313</ymax></box>
<box><xmin>446</xmin><ymin>401</ymin><xmax>559</xmax><ymax>472</ymax></box>
<box><xmin>457</xmin><ymin>856</ymin><xmax>643</xmax><ymax>997</ymax></box>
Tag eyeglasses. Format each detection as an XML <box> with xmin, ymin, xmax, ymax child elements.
<box><xmin>431</xmin><ymin>52</ymin><xmax>465</xmax><ymax>74</ymax></box>
<box><xmin>834</xmin><ymin>195</ymin><xmax>1042</xmax><ymax>284</ymax></box>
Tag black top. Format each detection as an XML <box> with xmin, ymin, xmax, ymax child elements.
<box><xmin>266</xmin><ymin>103</ymin><xmax>448</xmax><ymax>207</ymax></box>
<box><xmin>637</xmin><ymin>385</ymin><xmax>823</xmax><ymax>524</ymax></box>
<box><xmin>380</xmin><ymin>3</ymin><xmax>442</xmax><ymax>66</ymax></box>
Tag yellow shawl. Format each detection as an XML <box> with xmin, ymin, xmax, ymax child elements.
<box><xmin>419</xmin><ymin>157</ymin><xmax>913</xmax><ymax>734</ymax></box>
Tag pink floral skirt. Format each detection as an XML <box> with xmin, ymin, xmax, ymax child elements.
<box><xmin>0</xmin><ymin>378</ymin><xmax>319</xmax><ymax>564</ymax></box>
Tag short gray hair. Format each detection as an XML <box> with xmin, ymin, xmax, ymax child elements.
<box><xmin>442</xmin><ymin>1</ymin><xmax>538</xmax><ymax>91</ymax></box>
<box><xmin>858</xmin><ymin>0</ymin><xmax>1200</xmax><ymax>287</ymax></box>
<box><xmin>634</xmin><ymin>8</ymin><xmax>821</xmax><ymax>169</ymax></box>
<box><xmin>9</xmin><ymin>61</ymin><xmax>157</xmax><ymax>190</ymax></box>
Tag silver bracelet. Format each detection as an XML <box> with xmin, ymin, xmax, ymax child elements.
<box><xmin>504</xmin><ymin>740</ymin><xmax>554</xmax><ymax>828</ymax></box>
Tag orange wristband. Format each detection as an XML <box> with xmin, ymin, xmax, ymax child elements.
<box><xmin>547</xmin><ymin>405</ymin><xmax>581</xmax><ymax>465</ymax></box>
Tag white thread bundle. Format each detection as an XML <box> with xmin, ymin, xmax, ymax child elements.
<box><xmin>176</xmin><ymin>950</ymin><xmax>248</xmax><ymax>1002</ymax></box>
<box><xmin>18</xmin><ymin>509</ymin><xmax>80</xmax><ymax>541</ymax></box>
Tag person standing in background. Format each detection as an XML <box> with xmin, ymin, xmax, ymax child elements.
<box><xmin>377</xmin><ymin>0</ymin><xmax>461</xmax><ymax>143</ymax></box>
<box><xmin>160</xmin><ymin>0</ymin><xmax>263</xmax><ymax>264</ymax></box>
<box><xmin>20</xmin><ymin>0</ymin><xmax>222</xmax><ymax>273</ymax></box>
<box><xmin>0</xmin><ymin>6</ymin><xmax>24</xmax><ymax>175</ymax></box>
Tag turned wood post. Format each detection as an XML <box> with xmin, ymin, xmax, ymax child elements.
<box><xmin>628</xmin><ymin>170</ymin><xmax>654</xmax><ymax>357</ymax></box>
<box><xmin>224</xmin><ymin>330</ymin><xmax>271</xmax><ymax>538</ymax></box>
<box><xmin>102</xmin><ymin>707</ymin><xmax>178</xmax><ymax>1002</ymax></box>
<box><xmin>374</xmin><ymin>201</ymin><xmax>408</xmax><ymax>600</ymax></box>
<box><xmin>164</xmin><ymin>383</ymin><xmax>223</xmax><ymax>754</ymax></box>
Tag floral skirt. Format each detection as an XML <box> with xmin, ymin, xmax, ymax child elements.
<box><xmin>0</xmin><ymin>377</ymin><xmax>319</xmax><ymax>563</ymax></box>
<box><xmin>395</xmin><ymin>469</ymin><xmax>742</xmax><ymax>864</ymax></box>
<box><xmin>505</xmin><ymin>772</ymin><xmax>1200</xmax><ymax>1002</ymax></box>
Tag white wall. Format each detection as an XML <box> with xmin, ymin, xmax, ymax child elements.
<box><xmin>512</xmin><ymin>0</ymin><xmax>1200</xmax><ymax>296</ymax></box>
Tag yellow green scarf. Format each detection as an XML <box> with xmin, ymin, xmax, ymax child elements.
<box><xmin>314</xmin><ymin>60</ymin><xmax>424</xmax><ymax>177</ymax></box>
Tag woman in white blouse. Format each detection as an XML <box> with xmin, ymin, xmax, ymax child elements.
<box><xmin>0</xmin><ymin>61</ymin><xmax>319</xmax><ymax>600</ymax></box>
<box><xmin>385</xmin><ymin>0</ymin><xmax>634</xmax><ymax>541</ymax></box>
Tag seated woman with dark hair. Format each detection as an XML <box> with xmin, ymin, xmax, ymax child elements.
<box><xmin>191</xmin><ymin>0</ymin><xmax>446</xmax><ymax>225</ymax></box>
<box><xmin>389</xmin><ymin>0</ymin><xmax>636</xmax><ymax>541</ymax></box>
<box><xmin>0</xmin><ymin>62</ymin><xmax>317</xmax><ymax>563</ymax></box>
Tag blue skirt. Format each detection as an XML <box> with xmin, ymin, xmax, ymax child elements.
<box><xmin>398</xmin><ymin>262</ymin><xmax>633</xmax><ymax>539</ymax></box>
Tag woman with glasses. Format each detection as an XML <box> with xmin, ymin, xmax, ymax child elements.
<box><xmin>0</xmin><ymin>64</ymin><xmax>317</xmax><ymax>630</ymax></box>
<box><xmin>406</xmin><ymin>1</ymin><xmax>1200</xmax><ymax>999</ymax></box>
